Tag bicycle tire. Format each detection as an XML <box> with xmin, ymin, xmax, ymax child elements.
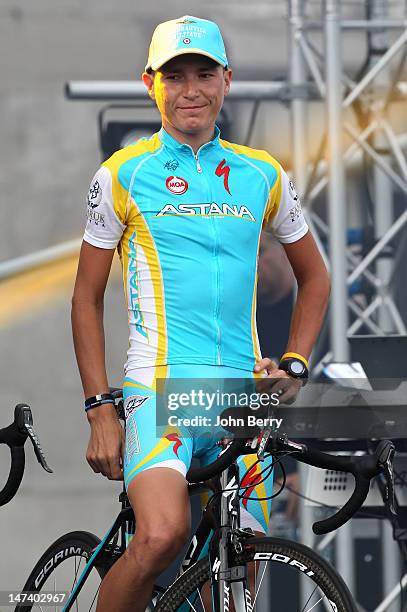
<box><xmin>155</xmin><ymin>536</ymin><xmax>357</xmax><ymax>612</ymax></box>
<box><xmin>15</xmin><ymin>531</ymin><xmax>110</xmax><ymax>612</ymax></box>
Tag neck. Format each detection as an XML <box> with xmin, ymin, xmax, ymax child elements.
<box><xmin>162</xmin><ymin>121</ymin><xmax>216</xmax><ymax>153</ymax></box>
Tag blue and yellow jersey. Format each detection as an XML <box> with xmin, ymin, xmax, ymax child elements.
<box><xmin>84</xmin><ymin>126</ymin><xmax>308</xmax><ymax>374</ymax></box>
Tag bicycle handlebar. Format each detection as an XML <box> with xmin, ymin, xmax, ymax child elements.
<box><xmin>111</xmin><ymin>391</ymin><xmax>396</xmax><ymax>535</ymax></box>
<box><xmin>290</xmin><ymin>439</ymin><xmax>395</xmax><ymax>534</ymax></box>
<box><xmin>0</xmin><ymin>404</ymin><xmax>52</xmax><ymax>507</ymax></box>
<box><xmin>185</xmin><ymin>432</ymin><xmax>395</xmax><ymax>535</ymax></box>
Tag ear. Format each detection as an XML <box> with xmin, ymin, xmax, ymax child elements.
<box><xmin>142</xmin><ymin>72</ymin><xmax>156</xmax><ymax>101</ymax></box>
<box><xmin>223</xmin><ymin>68</ymin><xmax>232</xmax><ymax>96</ymax></box>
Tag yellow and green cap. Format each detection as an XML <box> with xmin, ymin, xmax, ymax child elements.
<box><xmin>145</xmin><ymin>15</ymin><xmax>228</xmax><ymax>72</ymax></box>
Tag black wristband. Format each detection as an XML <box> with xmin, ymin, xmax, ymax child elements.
<box><xmin>84</xmin><ymin>393</ymin><xmax>114</xmax><ymax>412</ymax></box>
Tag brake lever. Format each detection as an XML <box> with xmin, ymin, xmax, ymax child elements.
<box><xmin>376</xmin><ymin>441</ymin><xmax>396</xmax><ymax>515</ymax></box>
<box><xmin>257</xmin><ymin>427</ymin><xmax>272</xmax><ymax>461</ymax></box>
<box><xmin>17</xmin><ymin>405</ymin><xmax>53</xmax><ymax>473</ymax></box>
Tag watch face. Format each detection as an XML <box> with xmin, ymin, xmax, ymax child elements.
<box><xmin>289</xmin><ymin>360</ymin><xmax>305</xmax><ymax>376</ymax></box>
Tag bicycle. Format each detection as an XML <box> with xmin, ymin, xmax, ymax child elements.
<box><xmin>0</xmin><ymin>404</ymin><xmax>52</xmax><ymax>507</ymax></box>
<box><xmin>16</xmin><ymin>389</ymin><xmax>395</xmax><ymax>612</ymax></box>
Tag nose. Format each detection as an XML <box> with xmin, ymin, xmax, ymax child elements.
<box><xmin>182</xmin><ymin>76</ymin><xmax>200</xmax><ymax>99</ymax></box>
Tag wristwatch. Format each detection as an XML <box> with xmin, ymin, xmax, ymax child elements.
<box><xmin>279</xmin><ymin>358</ymin><xmax>309</xmax><ymax>383</ymax></box>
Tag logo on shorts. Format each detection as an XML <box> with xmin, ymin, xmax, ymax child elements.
<box><xmin>125</xmin><ymin>395</ymin><xmax>150</xmax><ymax>417</ymax></box>
<box><xmin>165</xmin><ymin>433</ymin><xmax>182</xmax><ymax>457</ymax></box>
<box><xmin>166</xmin><ymin>176</ymin><xmax>188</xmax><ymax>195</ymax></box>
<box><xmin>87</xmin><ymin>180</ymin><xmax>102</xmax><ymax>209</ymax></box>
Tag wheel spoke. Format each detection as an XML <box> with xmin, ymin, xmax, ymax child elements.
<box><xmin>90</xmin><ymin>582</ymin><xmax>102</xmax><ymax>610</ymax></box>
<box><xmin>303</xmin><ymin>595</ymin><xmax>324</xmax><ymax>612</ymax></box>
<box><xmin>252</xmin><ymin>560</ymin><xmax>269</xmax><ymax>608</ymax></box>
<box><xmin>185</xmin><ymin>595</ymin><xmax>200</xmax><ymax>612</ymax></box>
<box><xmin>301</xmin><ymin>584</ymin><xmax>319</xmax><ymax>612</ymax></box>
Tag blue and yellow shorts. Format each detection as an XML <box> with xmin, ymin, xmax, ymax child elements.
<box><xmin>123</xmin><ymin>364</ymin><xmax>274</xmax><ymax>534</ymax></box>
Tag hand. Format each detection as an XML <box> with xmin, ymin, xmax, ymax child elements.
<box><xmin>86</xmin><ymin>403</ymin><xmax>125</xmax><ymax>480</ymax></box>
<box><xmin>253</xmin><ymin>357</ymin><xmax>303</xmax><ymax>405</ymax></box>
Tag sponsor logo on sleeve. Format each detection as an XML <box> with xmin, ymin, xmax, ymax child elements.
<box><xmin>288</xmin><ymin>180</ymin><xmax>302</xmax><ymax>222</ymax></box>
<box><xmin>289</xmin><ymin>202</ymin><xmax>303</xmax><ymax>222</ymax></box>
<box><xmin>86</xmin><ymin>179</ymin><xmax>105</xmax><ymax>226</ymax></box>
<box><xmin>166</xmin><ymin>176</ymin><xmax>189</xmax><ymax>195</ymax></box>
<box><xmin>87</xmin><ymin>180</ymin><xmax>102</xmax><ymax>209</ymax></box>
<box><xmin>288</xmin><ymin>180</ymin><xmax>299</xmax><ymax>202</ymax></box>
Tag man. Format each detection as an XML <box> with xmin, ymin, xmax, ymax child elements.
<box><xmin>71</xmin><ymin>15</ymin><xmax>330</xmax><ymax>612</ymax></box>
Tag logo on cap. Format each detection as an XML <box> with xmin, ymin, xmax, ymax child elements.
<box><xmin>166</xmin><ymin>176</ymin><xmax>189</xmax><ymax>195</ymax></box>
<box><xmin>183</xmin><ymin>37</ymin><xmax>191</xmax><ymax>44</ymax></box>
<box><xmin>177</xmin><ymin>18</ymin><xmax>197</xmax><ymax>24</ymax></box>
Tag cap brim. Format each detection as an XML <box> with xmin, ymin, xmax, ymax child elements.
<box><xmin>147</xmin><ymin>48</ymin><xmax>227</xmax><ymax>72</ymax></box>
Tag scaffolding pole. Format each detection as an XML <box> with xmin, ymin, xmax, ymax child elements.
<box><xmin>324</xmin><ymin>0</ymin><xmax>354</xmax><ymax>595</ymax></box>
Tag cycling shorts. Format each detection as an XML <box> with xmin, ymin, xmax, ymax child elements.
<box><xmin>123</xmin><ymin>364</ymin><xmax>274</xmax><ymax>534</ymax></box>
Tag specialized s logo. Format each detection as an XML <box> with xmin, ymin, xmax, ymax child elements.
<box><xmin>165</xmin><ymin>433</ymin><xmax>182</xmax><ymax>457</ymax></box>
<box><xmin>215</xmin><ymin>159</ymin><xmax>231</xmax><ymax>195</ymax></box>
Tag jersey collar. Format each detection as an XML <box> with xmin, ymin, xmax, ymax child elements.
<box><xmin>158</xmin><ymin>125</ymin><xmax>221</xmax><ymax>154</ymax></box>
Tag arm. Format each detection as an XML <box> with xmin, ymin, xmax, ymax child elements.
<box><xmin>282</xmin><ymin>230</ymin><xmax>330</xmax><ymax>360</ymax></box>
<box><xmin>254</xmin><ymin>161</ymin><xmax>330</xmax><ymax>398</ymax></box>
<box><xmin>255</xmin><ymin>231</ymin><xmax>330</xmax><ymax>400</ymax></box>
<box><xmin>72</xmin><ymin>241</ymin><xmax>124</xmax><ymax>480</ymax></box>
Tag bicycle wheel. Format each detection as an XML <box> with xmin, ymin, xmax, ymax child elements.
<box><xmin>15</xmin><ymin>531</ymin><xmax>110</xmax><ymax>612</ymax></box>
<box><xmin>155</xmin><ymin>536</ymin><xmax>357</xmax><ymax>612</ymax></box>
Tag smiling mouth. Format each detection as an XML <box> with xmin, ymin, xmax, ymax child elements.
<box><xmin>178</xmin><ymin>105</ymin><xmax>207</xmax><ymax>111</ymax></box>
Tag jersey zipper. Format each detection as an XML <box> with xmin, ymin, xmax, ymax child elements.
<box><xmin>187</xmin><ymin>143</ymin><xmax>221</xmax><ymax>363</ymax></box>
<box><xmin>212</xmin><ymin>216</ymin><xmax>222</xmax><ymax>365</ymax></box>
<box><xmin>194</xmin><ymin>152</ymin><xmax>202</xmax><ymax>173</ymax></box>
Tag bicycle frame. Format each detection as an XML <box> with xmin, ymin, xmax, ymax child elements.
<box><xmin>61</xmin><ymin>461</ymin><xmax>256</xmax><ymax>612</ymax></box>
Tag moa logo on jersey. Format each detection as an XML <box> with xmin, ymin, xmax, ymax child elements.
<box><xmin>157</xmin><ymin>202</ymin><xmax>256</xmax><ymax>221</ymax></box>
<box><xmin>166</xmin><ymin>176</ymin><xmax>188</xmax><ymax>195</ymax></box>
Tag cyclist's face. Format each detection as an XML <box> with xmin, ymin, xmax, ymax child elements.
<box><xmin>143</xmin><ymin>55</ymin><xmax>232</xmax><ymax>138</ymax></box>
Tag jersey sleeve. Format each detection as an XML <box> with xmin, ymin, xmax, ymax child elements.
<box><xmin>83</xmin><ymin>165</ymin><xmax>126</xmax><ymax>249</ymax></box>
<box><xmin>264</xmin><ymin>164</ymin><xmax>309</xmax><ymax>244</ymax></box>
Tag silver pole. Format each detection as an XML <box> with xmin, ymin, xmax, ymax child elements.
<box><xmin>65</xmin><ymin>80</ymin><xmax>306</xmax><ymax>101</ymax></box>
<box><xmin>289</xmin><ymin>3</ymin><xmax>316</xmax><ymax>609</ymax></box>
<box><xmin>325</xmin><ymin>0</ymin><xmax>349</xmax><ymax>361</ymax></box>
<box><xmin>325</xmin><ymin>0</ymin><xmax>354</xmax><ymax>594</ymax></box>
<box><xmin>371</xmin><ymin>0</ymin><xmax>395</xmax><ymax>335</ymax></box>
<box><xmin>0</xmin><ymin>238</ymin><xmax>81</xmax><ymax>281</ymax></box>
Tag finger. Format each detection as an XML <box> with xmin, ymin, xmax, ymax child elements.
<box><xmin>86</xmin><ymin>455</ymin><xmax>101</xmax><ymax>474</ymax></box>
<box><xmin>256</xmin><ymin>372</ymin><xmax>288</xmax><ymax>394</ymax></box>
<box><xmin>276</xmin><ymin>381</ymin><xmax>302</xmax><ymax>404</ymax></box>
<box><xmin>254</xmin><ymin>357</ymin><xmax>276</xmax><ymax>373</ymax></box>
<box><xmin>107</xmin><ymin>456</ymin><xmax>124</xmax><ymax>481</ymax></box>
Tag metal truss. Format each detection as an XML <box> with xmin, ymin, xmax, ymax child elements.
<box><xmin>288</xmin><ymin>0</ymin><xmax>407</xmax><ymax>375</ymax></box>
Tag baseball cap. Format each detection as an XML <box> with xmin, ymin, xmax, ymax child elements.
<box><xmin>145</xmin><ymin>15</ymin><xmax>228</xmax><ymax>72</ymax></box>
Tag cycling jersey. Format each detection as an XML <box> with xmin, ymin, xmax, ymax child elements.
<box><xmin>84</xmin><ymin>126</ymin><xmax>308</xmax><ymax>374</ymax></box>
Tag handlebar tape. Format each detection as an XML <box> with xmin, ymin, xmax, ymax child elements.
<box><xmin>0</xmin><ymin>446</ymin><xmax>25</xmax><ymax>507</ymax></box>
<box><xmin>292</xmin><ymin>446</ymin><xmax>379</xmax><ymax>534</ymax></box>
<box><xmin>186</xmin><ymin>438</ymin><xmax>246</xmax><ymax>483</ymax></box>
